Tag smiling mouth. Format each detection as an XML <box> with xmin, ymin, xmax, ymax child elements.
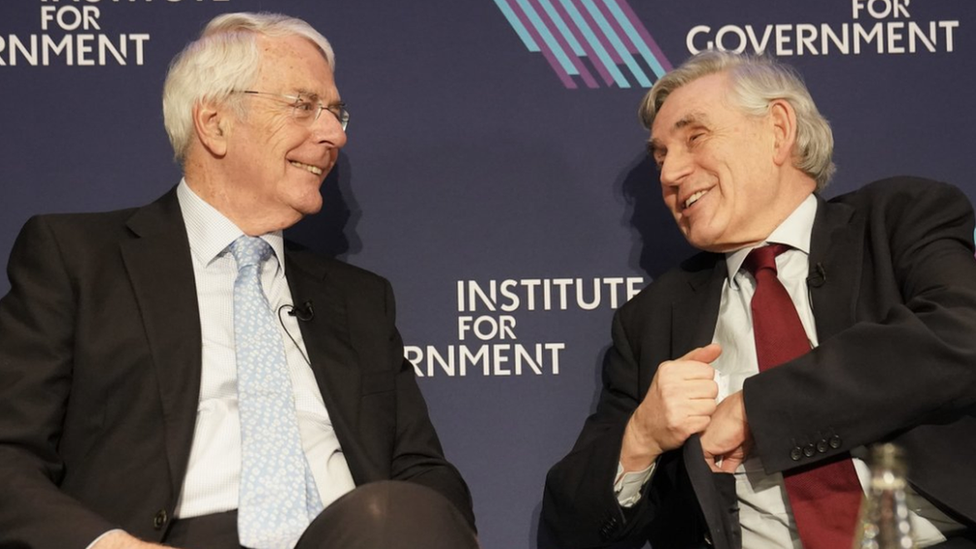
<box><xmin>290</xmin><ymin>160</ymin><xmax>324</xmax><ymax>176</ymax></box>
<box><xmin>684</xmin><ymin>189</ymin><xmax>707</xmax><ymax>210</ymax></box>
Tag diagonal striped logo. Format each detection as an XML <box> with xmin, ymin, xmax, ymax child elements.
<box><xmin>494</xmin><ymin>0</ymin><xmax>672</xmax><ymax>89</ymax></box>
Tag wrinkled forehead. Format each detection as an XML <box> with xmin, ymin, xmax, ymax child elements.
<box><xmin>651</xmin><ymin>74</ymin><xmax>733</xmax><ymax>136</ymax></box>
<box><xmin>254</xmin><ymin>34</ymin><xmax>338</xmax><ymax>99</ymax></box>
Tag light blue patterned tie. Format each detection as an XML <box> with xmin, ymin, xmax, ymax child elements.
<box><xmin>230</xmin><ymin>236</ymin><xmax>324</xmax><ymax>549</ymax></box>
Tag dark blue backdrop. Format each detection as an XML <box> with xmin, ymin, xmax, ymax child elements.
<box><xmin>2</xmin><ymin>1</ymin><xmax>974</xmax><ymax>548</ymax></box>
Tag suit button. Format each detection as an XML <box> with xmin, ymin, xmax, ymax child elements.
<box><xmin>829</xmin><ymin>435</ymin><xmax>842</xmax><ymax>449</ymax></box>
<box><xmin>790</xmin><ymin>446</ymin><xmax>803</xmax><ymax>461</ymax></box>
<box><xmin>803</xmin><ymin>444</ymin><xmax>816</xmax><ymax>458</ymax></box>
<box><xmin>153</xmin><ymin>509</ymin><xmax>168</xmax><ymax>530</ymax></box>
<box><xmin>816</xmin><ymin>439</ymin><xmax>829</xmax><ymax>453</ymax></box>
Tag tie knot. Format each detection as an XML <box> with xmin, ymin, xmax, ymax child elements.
<box><xmin>229</xmin><ymin>235</ymin><xmax>273</xmax><ymax>270</ymax></box>
<box><xmin>744</xmin><ymin>243</ymin><xmax>791</xmax><ymax>277</ymax></box>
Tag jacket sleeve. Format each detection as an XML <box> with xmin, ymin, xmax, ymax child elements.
<box><xmin>0</xmin><ymin>216</ymin><xmax>118</xmax><ymax>548</ymax></box>
<box><xmin>745</xmin><ymin>179</ymin><xmax>976</xmax><ymax>474</ymax></box>
<box><xmin>381</xmin><ymin>280</ymin><xmax>477</xmax><ymax>532</ymax></box>
<box><xmin>542</xmin><ymin>305</ymin><xmax>679</xmax><ymax>549</ymax></box>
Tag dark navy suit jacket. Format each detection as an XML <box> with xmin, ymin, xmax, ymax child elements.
<box><xmin>544</xmin><ymin>178</ymin><xmax>976</xmax><ymax>549</ymax></box>
<box><xmin>0</xmin><ymin>188</ymin><xmax>474</xmax><ymax>547</ymax></box>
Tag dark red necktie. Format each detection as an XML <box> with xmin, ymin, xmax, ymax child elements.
<box><xmin>745</xmin><ymin>244</ymin><xmax>862</xmax><ymax>549</ymax></box>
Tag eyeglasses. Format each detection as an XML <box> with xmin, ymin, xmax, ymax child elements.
<box><xmin>239</xmin><ymin>90</ymin><xmax>349</xmax><ymax>131</ymax></box>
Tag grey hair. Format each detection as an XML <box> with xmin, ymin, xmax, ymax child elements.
<box><xmin>639</xmin><ymin>50</ymin><xmax>835</xmax><ymax>190</ymax></box>
<box><xmin>162</xmin><ymin>12</ymin><xmax>335</xmax><ymax>163</ymax></box>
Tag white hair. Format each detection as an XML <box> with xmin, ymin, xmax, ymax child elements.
<box><xmin>639</xmin><ymin>50</ymin><xmax>835</xmax><ymax>190</ymax></box>
<box><xmin>162</xmin><ymin>12</ymin><xmax>335</xmax><ymax>163</ymax></box>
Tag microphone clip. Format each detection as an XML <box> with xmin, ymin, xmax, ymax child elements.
<box><xmin>288</xmin><ymin>300</ymin><xmax>315</xmax><ymax>322</ymax></box>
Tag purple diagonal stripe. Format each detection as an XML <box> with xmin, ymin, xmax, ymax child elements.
<box><xmin>615</xmin><ymin>0</ymin><xmax>673</xmax><ymax>71</ymax></box>
<box><xmin>551</xmin><ymin>0</ymin><xmax>615</xmax><ymax>86</ymax></box>
<box><xmin>503</xmin><ymin>0</ymin><xmax>577</xmax><ymax>88</ymax></box>
<box><xmin>528</xmin><ymin>0</ymin><xmax>599</xmax><ymax>88</ymax></box>
<box><xmin>594</xmin><ymin>0</ymin><xmax>636</xmax><ymax>55</ymax></box>
<box><xmin>573</xmin><ymin>0</ymin><xmax>623</xmax><ymax>65</ymax></box>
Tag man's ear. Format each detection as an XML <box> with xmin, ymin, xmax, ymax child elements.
<box><xmin>769</xmin><ymin>99</ymin><xmax>798</xmax><ymax>167</ymax></box>
<box><xmin>193</xmin><ymin>101</ymin><xmax>230</xmax><ymax>158</ymax></box>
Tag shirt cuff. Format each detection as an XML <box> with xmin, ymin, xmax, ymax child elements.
<box><xmin>614</xmin><ymin>462</ymin><xmax>656</xmax><ymax>508</ymax></box>
<box><xmin>86</xmin><ymin>529</ymin><xmax>125</xmax><ymax>549</ymax></box>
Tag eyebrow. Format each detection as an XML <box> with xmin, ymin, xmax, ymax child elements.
<box><xmin>648</xmin><ymin>111</ymin><xmax>711</xmax><ymax>153</ymax></box>
<box><xmin>674</xmin><ymin>111</ymin><xmax>710</xmax><ymax>131</ymax></box>
<box><xmin>295</xmin><ymin>87</ymin><xmax>345</xmax><ymax>105</ymax></box>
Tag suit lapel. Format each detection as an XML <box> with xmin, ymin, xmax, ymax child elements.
<box><xmin>119</xmin><ymin>189</ymin><xmax>202</xmax><ymax>499</ymax></box>
<box><xmin>671</xmin><ymin>255</ymin><xmax>726</xmax><ymax>355</ymax></box>
<box><xmin>808</xmin><ymin>196</ymin><xmax>861</xmax><ymax>342</ymax></box>
<box><xmin>284</xmin><ymin>251</ymin><xmax>367</xmax><ymax>473</ymax></box>
<box><xmin>671</xmin><ymin>256</ymin><xmax>740</xmax><ymax>549</ymax></box>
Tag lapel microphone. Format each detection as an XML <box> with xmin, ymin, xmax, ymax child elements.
<box><xmin>288</xmin><ymin>300</ymin><xmax>315</xmax><ymax>322</ymax></box>
<box><xmin>277</xmin><ymin>301</ymin><xmax>313</xmax><ymax>366</ymax></box>
<box><xmin>806</xmin><ymin>263</ymin><xmax>827</xmax><ymax>288</ymax></box>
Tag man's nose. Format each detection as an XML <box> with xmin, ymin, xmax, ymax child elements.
<box><xmin>658</xmin><ymin>149</ymin><xmax>692</xmax><ymax>187</ymax></box>
<box><xmin>311</xmin><ymin>112</ymin><xmax>348</xmax><ymax>148</ymax></box>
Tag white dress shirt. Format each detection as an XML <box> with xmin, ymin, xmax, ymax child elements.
<box><xmin>617</xmin><ymin>194</ymin><xmax>956</xmax><ymax>547</ymax></box>
<box><xmin>174</xmin><ymin>180</ymin><xmax>356</xmax><ymax>518</ymax></box>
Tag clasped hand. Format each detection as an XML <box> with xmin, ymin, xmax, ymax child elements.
<box><xmin>621</xmin><ymin>344</ymin><xmax>752</xmax><ymax>474</ymax></box>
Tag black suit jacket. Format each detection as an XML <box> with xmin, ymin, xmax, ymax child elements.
<box><xmin>0</xmin><ymin>188</ymin><xmax>474</xmax><ymax>548</ymax></box>
<box><xmin>543</xmin><ymin>177</ymin><xmax>976</xmax><ymax>549</ymax></box>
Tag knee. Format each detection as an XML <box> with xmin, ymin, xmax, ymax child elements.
<box><xmin>301</xmin><ymin>481</ymin><xmax>478</xmax><ymax>549</ymax></box>
<box><xmin>329</xmin><ymin>480</ymin><xmax>457</xmax><ymax>526</ymax></box>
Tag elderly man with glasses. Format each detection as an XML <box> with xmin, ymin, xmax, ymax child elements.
<box><xmin>0</xmin><ymin>12</ymin><xmax>477</xmax><ymax>549</ymax></box>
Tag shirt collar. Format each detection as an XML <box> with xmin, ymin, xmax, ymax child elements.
<box><xmin>176</xmin><ymin>178</ymin><xmax>286</xmax><ymax>275</ymax></box>
<box><xmin>724</xmin><ymin>193</ymin><xmax>818</xmax><ymax>286</ymax></box>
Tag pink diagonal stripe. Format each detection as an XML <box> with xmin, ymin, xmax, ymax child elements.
<box><xmin>551</xmin><ymin>0</ymin><xmax>615</xmax><ymax>86</ymax></box>
<box><xmin>574</xmin><ymin>0</ymin><xmax>623</xmax><ymax>65</ymax></box>
<box><xmin>528</xmin><ymin>0</ymin><xmax>598</xmax><ymax>88</ymax></box>
<box><xmin>614</xmin><ymin>0</ymin><xmax>673</xmax><ymax>71</ymax></box>
<box><xmin>504</xmin><ymin>0</ymin><xmax>578</xmax><ymax>88</ymax></box>
<box><xmin>594</xmin><ymin>0</ymin><xmax>636</xmax><ymax>55</ymax></box>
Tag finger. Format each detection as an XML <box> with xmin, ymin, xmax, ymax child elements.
<box><xmin>657</xmin><ymin>361</ymin><xmax>718</xmax><ymax>381</ymax></box>
<box><xmin>700</xmin><ymin>428</ymin><xmax>741</xmax><ymax>456</ymax></box>
<box><xmin>656</xmin><ymin>379</ymin><xmax>718</xmax><ymax>401</ymax></box>
<box><xmin>686</xmin><ymin>379</ymin><xmax>719</xmax><ymax>399</ymax></box>
<box><xmin>677</xmin><ymin>343</ymin><xmax>722</xmax><ymax>364</ymax></box>
<box><xmin>683</xmin><ymin>399</ymin><xmax>718</xmax><ymax>417</ymax></box>
<box><xmin>717</xmin><ymin>455</ymin><xmax>744</xmax><ymax>473</ymax></box>
<box><xmin>705</xmin><ymin>457</ymin><xmax>723</xmax><ymax>473</ymax></box>
<box><xmin>702</xmin><ymin>450</ymin><xmax>725</xmax><ymax>473</ymax></box>
<box><xmin>702</xmin><ymin>447</ymin><xmax>743</xmax><ymax>473</ymax></box>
